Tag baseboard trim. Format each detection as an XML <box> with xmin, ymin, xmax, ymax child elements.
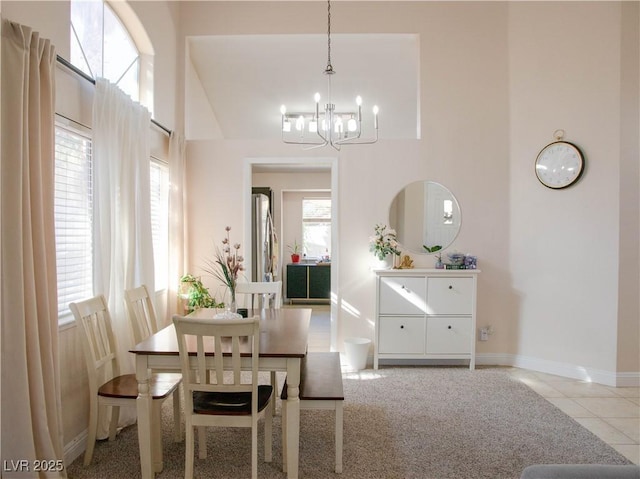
<box><xmin>63</xmin><ymin>429</ymin><xmax>87</xmax><ymax>466</ymax></box>
<box><xmin>475</xmin><ymin>353</ymin><xmax>640</xmax><ymax>387</ymax></box>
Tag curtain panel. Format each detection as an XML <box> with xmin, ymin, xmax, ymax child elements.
<box><xmin>92</xmin><ymin>78</ymin><xmax>154</xmax><ymax>434</ymax></box>
<box><xmin>1</xmin><ymin>19</ymin><xmax>66</xmax><ymax>478</ymax></box>
<box><xmin>167</xmin><ymin>131</ymin><xmax>187</xmax><ymax>321</ymax></box>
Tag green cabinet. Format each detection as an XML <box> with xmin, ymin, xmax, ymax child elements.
<box><xmin>286</xmin><ymin>264</ymin><xmax>331</xmax><ymax>302</ymax></box>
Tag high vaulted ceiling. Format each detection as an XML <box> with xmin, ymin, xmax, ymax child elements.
<box><xmin>186</xmin><ymin>33</ymin><xmax>419</xmax><ymax>141</ymax></box>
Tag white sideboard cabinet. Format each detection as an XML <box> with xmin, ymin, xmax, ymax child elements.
<box><xmin>374</xmin><ymin>269</ymin><xmax>480</xmax><ymax>370</ymax></box>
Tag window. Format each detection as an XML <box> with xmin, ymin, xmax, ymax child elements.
<box><xmin>70</xmin><ymin>0</ymin><xmax>140</xmax><ymax>101</ymax></box>
<box><xmin>150</xmin><ymin>159</ymin><xmax>169</xmax><ymax>290</ymax></box>
<box><xmin>54</xmin><ymin>123</ymin><xmax>94</xmax><ymax>319</ymax></box>
<box><xmin>302</xmin><ymin>198</ymin><xmax>331</xmax><ymax>259</ymax></box>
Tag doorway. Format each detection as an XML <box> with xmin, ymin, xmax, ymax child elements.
<box><xmin>242</xmin><ymin>157</ymin><xmax>338</xmax><ymax>351</ymax></box>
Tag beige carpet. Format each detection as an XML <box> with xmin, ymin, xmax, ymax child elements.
<box><xmin>67</xmin><ymin>367</ymin><xmax>631</xmax><ymax>478</ymax></box>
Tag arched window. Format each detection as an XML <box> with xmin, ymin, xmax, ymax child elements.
<box><xmin>70</xmin><ymin>0</ymin><xmax>141</xmax><ymax>101</ymax></box>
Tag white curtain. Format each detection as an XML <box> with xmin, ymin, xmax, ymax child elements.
<box><xmin>92</xmin><ymin>78</ymin><xmax>154</xmax><ymax>432</ymax></box>
<box><xmin>1</xmin><ymin>19</ymin><xmax>67</xmax><ymax>477</ymax></box>
<box><xmin>166</xmin><ymin>131</ymin><xmax>187</xmax><ymax>320</ymax></box>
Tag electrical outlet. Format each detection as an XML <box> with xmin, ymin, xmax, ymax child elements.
<box><xmin>479</xmin><ymin>327</ymin><xmax>489</xmax><ymax>341</ymax></box>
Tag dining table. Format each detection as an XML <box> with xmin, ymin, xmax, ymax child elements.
<box><xmin>129</xmin><ymin>307</ymin><xmax>311</xmax><ymax>479</ymax></box>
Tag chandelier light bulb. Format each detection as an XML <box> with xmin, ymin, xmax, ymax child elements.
<box><xmin>356</xmin><ymin>96</ymin><xmax>362</xmax><ymax>106</ymax></box>
<box><xmin>347</xmin><ymin>117</ymin><xmax>357</xmax><ymax>132</ymax></box>
<box><xmin>314</xmin><ymin>93</ymin><xmax>321</xmax><ymax>103</ymax></box>
<box><xmin>373</xmin><ymin>105</ymin><xmax>379</xmax><ymax>115</ymax></box>
<box><xmin>280</xmin><ymin>105</ymin><xmax>287</xmax><ymax>115</ymax></box>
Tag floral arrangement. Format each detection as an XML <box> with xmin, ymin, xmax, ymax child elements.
<box><xmin>369</xmin><ymin>224</ymin><xmax>400</xmax><ymax>261</ymax></box>
<box><xmin>204</xmin><ymin>226</ymin><xmax>244</xmax><ymax>306</ymax></box>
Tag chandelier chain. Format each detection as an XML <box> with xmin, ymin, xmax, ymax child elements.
<box><xmin>325</xmin><ymin>0</ymin><xmax>334</xmax><ymax>74</ymax></box>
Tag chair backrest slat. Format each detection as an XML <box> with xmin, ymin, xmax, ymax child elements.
<box><xmin>124</xmin><ymin>285</ymin><xmax>158</xmax><ymax>344</ymax></box>
<box><xmin>236</xmin><ymin>281</ymin><xmax>282</xmax><ymax>309</ymax></box>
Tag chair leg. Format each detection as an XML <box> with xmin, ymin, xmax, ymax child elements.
<box><xmin>335</xmin><ymin>401</ymin><xmax>343</xmax><ymax>473</ymax></box>
<box><xmin>281</xmin><ymin>400</ymin><xmax>287</xmax><ymax>473</ymax></box>
<box><xmin>84</xmin><ymin>398</ymin><xmax>99</xmax><ymax>466</ymax></box>
<box><xmin>109</xmin><ymin>405</ymin><xmax>120</xmax><ymax>441</ymax></box>
<box><xmin>265</xmin><ymin>397</ymin><xmax>273</xmax><ymax>463</ymax></box>
<box><xmin>252</xmin><ymin>420</ymin><xmax>258</xmax><ymax>479</ymax></box>
<box><xmin>197</xmin><ymin>426</ymin><xmax>207</xmax><ymax>459</ymax></box>
<box><xmin>152</xmin><ymin>402</ymin><xmax>163</xmax><ymax>472</ymax></box>
<box><xmin>185</xmin><ymin>423</ymin><xmax>194</xmax><ymax>479</ymax></box>
<box><xmin>270</xmin><ymin>371</ymin><xmax>278</xmax><ymax>416</ymax></box>
<box><xmin>172</xmin><ymin>388</ymin><xmax>182</xmax><ymax>442</ymax></box>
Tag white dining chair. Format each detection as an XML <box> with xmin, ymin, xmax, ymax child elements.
<box><xmin>124</xmin><ymin>284</ymin><xmax>182</xmax><ymax>441</ymax></box>
<box><xmin>235</xmin><ymin>280</ymin><xmax>282</xmax><ymax>413</ymax></box>
<box><xmin>236</xmin><ymin>281</ymin><xmax>282</xmax><ymax>310</ymax></box>
<box><xmin>70</xmin><ymin>295</ymin><xmax>182</xmax><ymax>466</ymax></box>
<box><xmin>173</xmin><ymin>315</ymin><xmax>273</xmax><ymax>479</ymax></box>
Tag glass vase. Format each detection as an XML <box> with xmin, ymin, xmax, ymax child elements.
<box><xmin>226</xmin><ymin>288</ymin><xmax>237</xmax><ymax>314</ymax></box>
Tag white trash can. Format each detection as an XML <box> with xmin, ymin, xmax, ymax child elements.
<box><xmin>344</xmin><ymin>337</ymin><xmax>371</xmax><ymax>371</ymax></box>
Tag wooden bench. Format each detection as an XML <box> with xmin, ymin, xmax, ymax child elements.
<box><xmin>281</xmin><ymin>352</ymin><xmax>344</xmax><ymax>474</ymax></box>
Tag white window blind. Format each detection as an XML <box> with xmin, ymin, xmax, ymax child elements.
<box><xmin>150</xmin><ymin>159</ymin><xmax>169</xmax><ymax>290</ymax></box>
<box><xmin>54</xmin><ymin>124</ymin><xmax>94</xmax><ymax>319</ymax></box>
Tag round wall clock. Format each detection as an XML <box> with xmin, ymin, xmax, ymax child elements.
<box><xmin>535</xmin><ymin>131</ymin><xmax>585</xmax><ymax>189</ymax></box>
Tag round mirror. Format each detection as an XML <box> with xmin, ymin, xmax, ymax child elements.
<box><xmin>388</xmin><ymin>181</ymin><xmax>461</xmax><ymax>254</ymax></box>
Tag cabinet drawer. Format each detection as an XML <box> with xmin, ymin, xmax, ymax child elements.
<box><xmin>286</xmin><ymin>265</ymin><xmax>307</xmax><ymax>299</ymax></box>
<box><xmin>378</xmin><ymin>317</ymin><xmax>425</xmax><ymax>354</ymax></box>
<box><xmin>308</xmin><ymin>265</ymin><xmax>330</xmax><ymax>299</ymax></box>
<box><xmin>426</xmin><ymin>317</ymin><xmax>472</xmax><ymax>353</ymax></box>
<box><xmin>379</xmin><ymin>276</ymin><xmax>427</xmax><ymax>315</ymax></box>
<box><xmin>427</xmin><ymin>277</ymin><xmax>473</xmax><ymax>315</ymax></box>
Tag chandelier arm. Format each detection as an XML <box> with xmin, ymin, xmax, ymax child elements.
<box><xmin>282</xmin><ymin>138</ymin><xmax>327</xmax><ymax>146</ymax></box>
<box><xmin>334</xmin><ymin>129</ymin><xmax>379</xmax><ymax>145</ymax></box>
<box><xmin>303</xmin><ymin>141</ymin><xmax>329</xmax><ymax>151</ymax></box>
<box><xmin>315</xmin><ymin>118</ymin><xmax>329</xmax><ymax>143</ymax></box>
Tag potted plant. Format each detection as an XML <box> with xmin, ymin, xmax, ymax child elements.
<box><xmin>369</xmin><ymin>224</ymin><xmax>400</xmax><ymax>268</ymax></box>
<box><xmin>288</xmin><ymin>240</ymin><xmax>301</xmax><ymax>263</ymax></box>
<box><xmin>179</xmin><ymin>274</ymin><xmax>223</xmax><ymax>313</ymax></box>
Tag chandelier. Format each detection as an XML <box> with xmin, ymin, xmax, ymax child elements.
<box><xmin>280</xmin><ymin>0</ymin><xmax>379</xmax><ymax>151</ymax></box>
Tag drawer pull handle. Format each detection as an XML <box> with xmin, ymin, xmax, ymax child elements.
<box><xmin>400</xmin><ymin>325</ymin><xmax>404</xmax><ymax>329</ymax></box>
<box><xmin>447</xmin><ymin>325</ymin><xmax>452</xmax><ymax>330</ymax></box>
<box><xmin>448</xmin><ymin>285</ymin><xmax>453</xmax><ymax>290</ymax></box>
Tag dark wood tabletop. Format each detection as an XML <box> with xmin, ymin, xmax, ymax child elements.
<box><xmin>130</xmin><ymin>308</ymin><xmax>311</xmax><ymax>358</ymax></box>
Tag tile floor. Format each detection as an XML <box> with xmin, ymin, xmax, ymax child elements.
<box><xmin>507</xmin><ymin>368</ymin><xmax>640</xmax><ymax>464</ymax></box>
<box><xmin>292</xmin><ymin>303</ymin><xmax>640</xmax><ymax>465</ymax></box>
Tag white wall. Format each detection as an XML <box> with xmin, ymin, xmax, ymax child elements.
<box><xmin>507</xmin><ymin>2</ymin><xmax>638</xmax><ymax>383</ymax></box>
<box><xmin>181</xmin><ymin>1</ymin><xmax>638</xmax><ymax>384</ymax></box>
